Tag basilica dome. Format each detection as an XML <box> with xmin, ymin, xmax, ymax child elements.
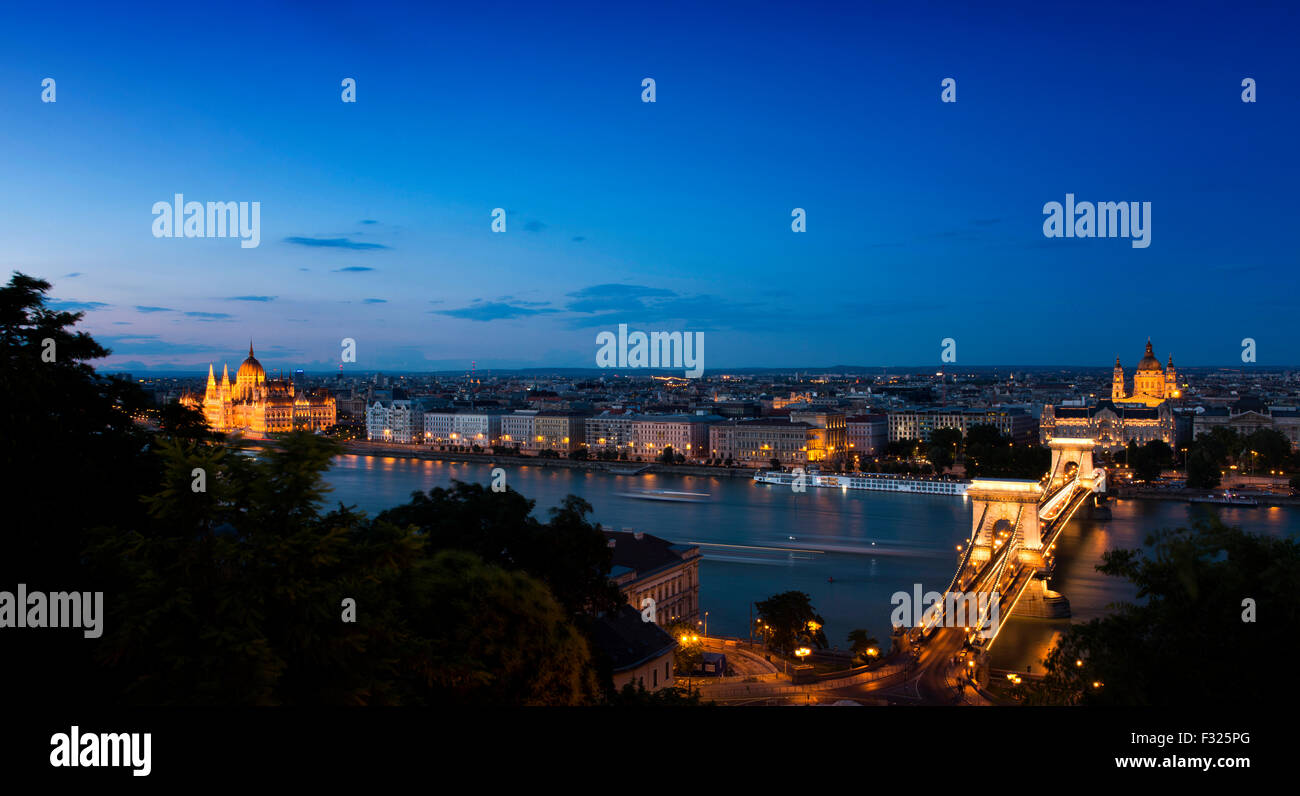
<box><xmin>1136</xmin><ymin>340</ymin><xmax>1162</xmax><ymax>371</ymax></box>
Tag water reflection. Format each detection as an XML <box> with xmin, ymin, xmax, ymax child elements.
<box><xmin>321</xmin><ymin>455</ymin><xmax>1299</xmax><ymax>659</ymax></box>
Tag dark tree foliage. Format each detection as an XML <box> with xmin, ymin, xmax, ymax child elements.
<box><xmin>963</xmin><ymin>424</ymin><xmax>1050</xmax><ymax>479</ymax></box>
<box><xmin>1185</xmin><ymin>445</ymin><xmax>1222</xmax><ymax>489</ymax></box>
<box><xmin>1015</xmin><ymin>515</ymin><xmax>1298</xmax><ymax>706</ymax></box>
<box><xmin>755</xmin><ymin>591</ymin><xmax>828</xmax><ymax>654</ymax></box>
<box><xmin>0</xmin><ymin>272</ymin><xmax>612</xmax><ymax>706</ymax></box>
<box><xmin>0</xmin><ymin>273</ymin><xmax>158</xmax><ymax>703</ymax></box>
<box><xmin>375</xmin><ymin>483</ymin><xmax>622</xmax><ymax>617</ymax></box>
<box><xmin>1126</xmin><ymin>439</ymin><xmax>1173</xmax><ymax>482</ymax></box>
<box><xmin>607</xmin><ymin>680</ymin><xmax>708</xmax><ymax>706</ymax></box>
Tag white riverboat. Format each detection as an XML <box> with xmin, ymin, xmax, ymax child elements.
<box><xmin>753</xmin><ymin>470</ymin><xmax>969</xmax><ymax>497</ymax></box>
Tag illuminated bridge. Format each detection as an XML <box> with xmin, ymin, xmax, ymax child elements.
<box><xmin>910</xmin><ymin>438</ymin><xmax>1106</xmax><ymax>667</ymax></box>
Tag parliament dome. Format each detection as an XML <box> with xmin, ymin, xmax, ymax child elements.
<box><xmin>234</xmin><ymin>342</ymin><xmax>266</xmax><ymax>399</ymax></box>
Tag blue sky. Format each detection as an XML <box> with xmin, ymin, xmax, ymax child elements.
<box><xmin>2</xmin><ymin>0</ymin><xmax>1297</xmax><ymax>372</ymax></box>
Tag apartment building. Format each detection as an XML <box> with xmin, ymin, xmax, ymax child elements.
<box><xmin>846</xmin><ymin>413</ymin><xmax>888</xmax><ymax>456</ymax></box>
<box><xmin>709</xmin><ymin>418</ymin><xmax>813</xmax><ymax>467</ymax></box>
<box><xmin>365</xmin><ymin>399</ymin><xmax>422</xmax><ymax>443</ymax></box>
<box><xmin>888</xmin><ymin>407</ymin><xmax>1038</xmax><ymax>444</ymax></box>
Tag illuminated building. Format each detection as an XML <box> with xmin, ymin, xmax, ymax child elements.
<box><xmin>366</xmin><ymin>399</ymin><xmax>421</xmax><ymax>443</ymax></box>
<box><xmin>887</xmin><ymin>407</ymin><xmax>1037</xmax><ymax>444</ymax></box>
<box><xmin>1041</xmin><ymin>339</ymin><xmax>1182</xmax><ymax>452</ymax></box>
<box><xmin>1111</xmin><ymin>339</ymin><xmax>1180</xmax><ymax>407</ymax></box>
<box><xmin>709</xmin><ymin>418</ymin><xmax>814</xmax><ymax>466</ymax></box>
<box><xmin>185</xmin><ymin>342</ymin><xmax>335</xmax><ymax>437</ymax></box>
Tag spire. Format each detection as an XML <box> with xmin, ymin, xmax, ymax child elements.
<box><xmin>222</xmin><ymin>363</ymin><xmax>230</xmax><ymax>385</ymax></box>
<box><xmin>249</xmin><ymin>340</ymin><xmax>255</xmax><ymax>358</ymax></box>
<box><xmin>1144</xmin><ymin>339</ymin><xmax>1154</xmax><ymax>356</ymax></box>
<box><xmin>207</xmin><ymin>363</ymin><xmax>216</xmax><ymax>387</ymax></box>
<box><xmin>1114</xmin><ymin>356</ymin><xmax>1121</xmax><ymax>368</ymax></box>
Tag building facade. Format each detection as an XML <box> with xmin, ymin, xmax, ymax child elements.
<box><xmin>1193</xmin><ymin>397</ymin><xmax>1300</xmax><ymax>450</ymax></box>
<box><xmin>530</xmin><ymin>411</ymin><xmax>586</xmax><ymax>453</ymax></box>
<box><xmin>789</xmin><ymin>410</ymin><xmax>848</xmax><ymax>463</ymax></box>
<box><xmin>500</xmin><ymin>410</ymin><xmax>537</xmax><ymax>449</ymax></box>
<box><xmin>846</xmin><ymin>414</ymin><xmax>888</xmax><ymax>456</ymax></box>
<box><xmin>1040</xmin><ymin>400</ymin><xmax>1176</xmax><ymax>451</ymax></box>
<box><xmin>189</xmin><ymin>343</ymin><xmax>336</xmax><ymax>437</ymax></box>
<box><xmin>366</xmin><ymin>399</ymin><xmax>422</xmax><ymax>443</ymax></box>
<box><xmin>888</xmin><ymin>407</ymin><xmax>1037</xmax><ymax>444</ymax></box>
<box><xmin>605</xmin><ymin>530</ymin><xmax>702</xmax><ymax>628</ymax></box>
<box><xmin>709</xmin><ymin>418</ymin><xmax>813</xmax><ymax>467</ymax></box>
<box><xmin>1112</xmin><ymin>340</ymin><xmax>1180</xmax><ymax>407</ymax></box>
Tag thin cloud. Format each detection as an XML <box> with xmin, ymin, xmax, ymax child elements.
<box><xmin>135</xmin><ymin>305</ymin><xmax>175</xmax><ymax>313</ymax></box>
<box><xmin>565</xmin><ymin>283</ymin><xmax>677</xmax><ymax>314</ymax></box>
<box><xmin>335</xmin><ymin>266</ymin><xmax>376</xmax><ymax>273</ymax></box>
<box><xmin>224</xmin><ymin>295</ymin><xmax>277</xmax><ymax>302</ymax></box>
<box><xmin>284</xmin><ymin>236</ymin><xmax>390</xmax><ymax>250</ymax></box>
<box><xmin>47</xmin><ymin>299</ymin><xmax>109</xmax><ymax>312</ymax></box>
<box><xmin>434</xmin><ymin>302</ymin><xmax>561</xmax><ymax>322</ymax></box>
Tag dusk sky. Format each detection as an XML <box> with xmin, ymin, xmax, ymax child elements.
<box><xmin>2</xmin><ymin>1</ymin><xmax>1297</xmax><ymax>372</ymax></box>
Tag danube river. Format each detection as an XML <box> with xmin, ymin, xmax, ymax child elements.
<box><xmin>321</xmin><ymin>454</ymin><xmax>1300</xmax><ymax>669</ymax></box>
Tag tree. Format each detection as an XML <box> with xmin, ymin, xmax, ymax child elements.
<box><xmin>409</xmin><ymin>549</ymin><xmax>599</xmax><ymax>706</ymax></box>
<box><xmin>964</xmin><ymin>424</ymin><xmax>1050</xmax><ymax>479</ymax></box>
<box><xmin>377</xmin><ymin>484</ymin><xmax>621</xmax><ymax>617</ymax></box>
<box><xmin>1186</xmin><ymin>445</ymin><xmax>1222</xmax><ymax>489</ymax></box>
<box><xmin>608</xmin><ymin>680</ymin><xmax>707</xmax><ymax>706</ymax></box>
<box><xmin>1015</xmin><ymin>515</ymin><xmax>1299</xmax><ymax>706</ymax></box>
<box><xmin>665</xmin><ymin>621</ymin><xmax>704</xmax><ymax>674</ymax></box>
<box><xmin>846</xmin><ymin>628</ymin><xmax>881</xmax><ymax>665</ymax></box>
<box><xmin>770</xmin><ymin>457</ymin><xmax>782</xmax><ymax>471</ymax></box>
<box><xmin>1128</xmin><ymin>439</ymin><xmax>1173</xmax><ymax>482</ymax></box>
<box><xmin>569</xmin><ymin>446</ymin><xmax>589</xmax><ymax>460</ymax></box>
<box><xmin>755</xmin><ymin>591</ymin><xmax>828</xmax><ymax>654</ymax></box>
<box><xmin>0</xmin><ymin>273</ymin><xmax>158</xmax><ymax>705</ymax></box>
<box><xmin>931</xmin><ymin>427</ymin><xmax>963</xmax><ymax>460</ymax></box>
<box><xmin>659</xmin><ymin>445</ymin><xmax>675</xmax><ymax>464</ymax></box>
<box><xmin>927</xmin><ymin>443</ymin><xmax>954</xmax><ymax>474</ymax></box>
<box><xmin>885</xmin><ymin>439</ymin><xmax>919</xmax><ymax>459</ymax></box>
<box><xmin>1245</xmin><ymin>428</ymin><xmax>1290</xmax><ymax>472</ymax></box>
<box><xmin>0</xmin><ymin>273</ymin><xmax>613</xmax><ymax>706</ymax></box>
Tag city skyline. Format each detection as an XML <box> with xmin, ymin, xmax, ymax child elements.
<box><xmin>4</xmin><ymin>1</ymin><xmax>1297</xmax><ymax>371</ymax></box>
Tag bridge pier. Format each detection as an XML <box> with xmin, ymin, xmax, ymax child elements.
<box><xmin>1014</xmin><ymin>576</ymin><xmax>1071</xmax><ymax>619</ymax></box>
<box><xmin>1089</xmin><ymin>493</ymin><xmax>1112</xmax><ymax>520</ymax></box>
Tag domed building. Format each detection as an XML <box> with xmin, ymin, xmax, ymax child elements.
<box><xmin>190</xmin><ymin>342</ymin><xmax>335</xmax><ymax>437</ymax></box>
<box><xmin>1112</xmin><ymin>339</ymin><xmax>1179</xmax><ymax>407</ymax></box>
<box><xmin>1040</xmin><ymin>339</ymin><xmax>1183</xmax><ymax>453</ymax></box>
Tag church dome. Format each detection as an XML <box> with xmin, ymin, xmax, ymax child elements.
<box><xmin>235</xmin><ymin>342</ymin><xmax>266</xmax><ymax>391</ymax></box>
<box><xmin>1137</xmin><ymin>340</ymin><xmax>1162</xmax><ymax>371</ymax></box>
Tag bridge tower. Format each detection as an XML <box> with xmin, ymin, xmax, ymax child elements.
<box><xmin>1047</xmin><ymin>437</ymin><xmax>1102</xmax><ymax>491</ymax></box>
<box><xmin>966</xmin><ymin>479</ymin><xmax>1046</xmax><ymax>571</ymax></box>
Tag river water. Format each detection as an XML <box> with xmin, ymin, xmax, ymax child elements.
<box><xmin>320</xmin><ymin>454</ymin><xmax>1300</xmax><ymax>668</ymax></box>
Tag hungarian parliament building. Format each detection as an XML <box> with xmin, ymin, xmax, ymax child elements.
<box><xmin>181</xmin><ymin>343</ymin><xmax>336</xmax><ymax>437</ymax></box>
<box><xmin>1040</xmin><ymin>340</ymin><xmax>1179</xmax><ymax>451</ymax></box>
